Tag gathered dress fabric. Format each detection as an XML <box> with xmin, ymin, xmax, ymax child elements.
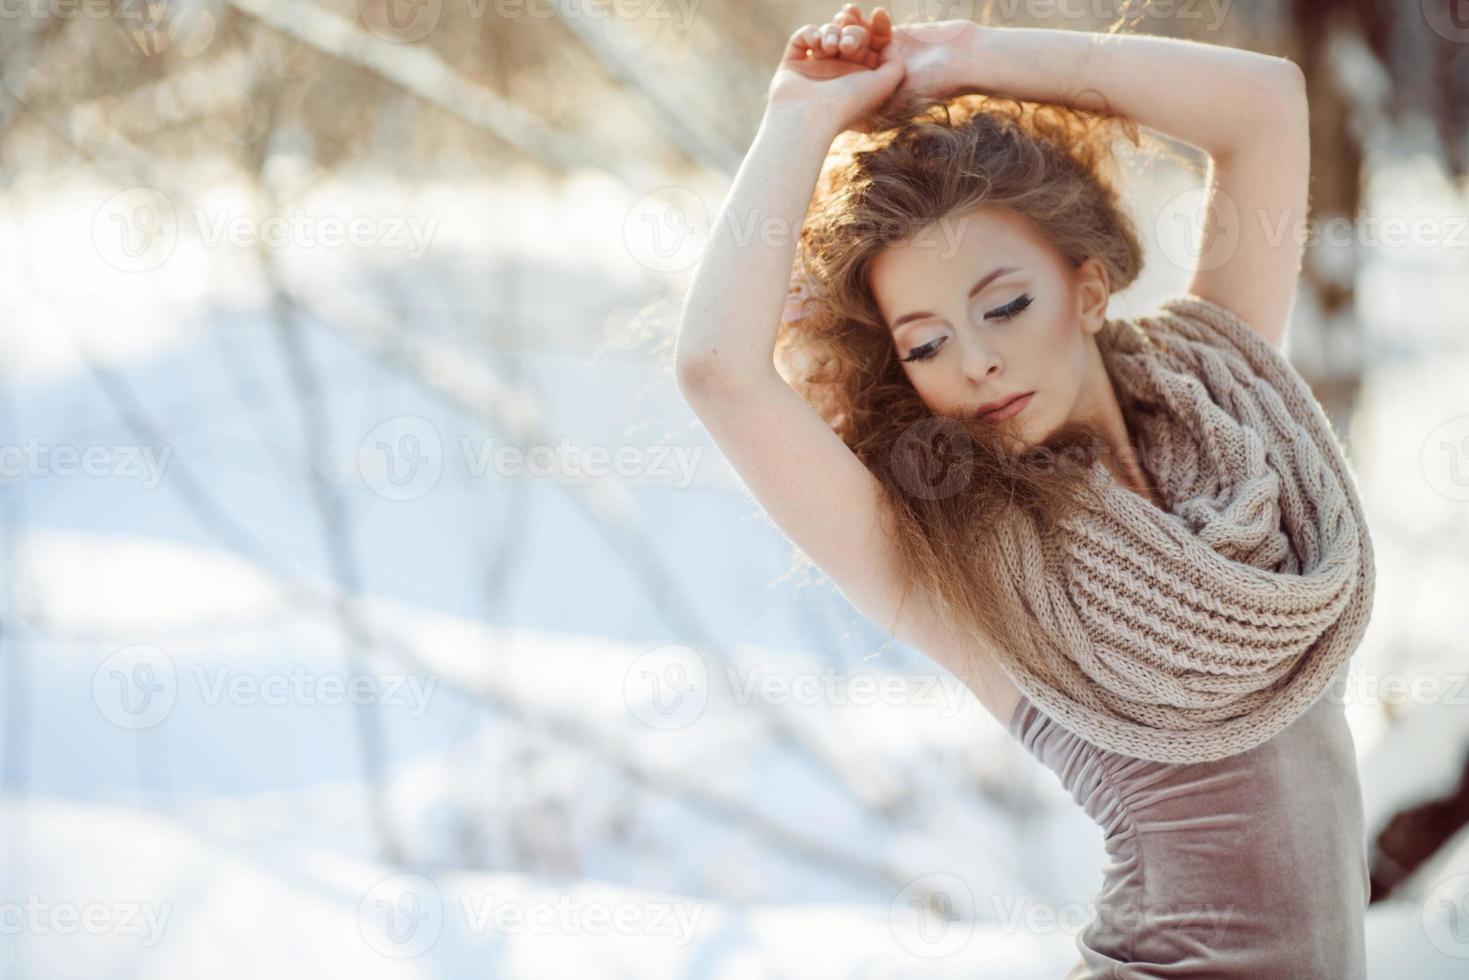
<box><xmin>1007</xmin><ymin>664</ymin><xmax>1370</xmax><ymax>979</ymax></box>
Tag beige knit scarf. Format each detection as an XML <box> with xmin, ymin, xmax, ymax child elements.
<box><xmin>993</xmin><ymin>293</ymin><xmax>1375</xmax><ymax>764</ymax></box>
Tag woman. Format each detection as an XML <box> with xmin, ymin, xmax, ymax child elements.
<box><xmin>676</xmin><ymin>6</ymin><xmax>1375</xmax><ymax>977</ymax></box>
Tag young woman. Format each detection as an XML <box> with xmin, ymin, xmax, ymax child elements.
<box><xmin>676</xmin><ymin>7</ymin><xmax>1376</xmax><ymax>976</ymax></box>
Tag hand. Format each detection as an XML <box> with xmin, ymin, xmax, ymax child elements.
<box><xmin>801</xmin><ymin>5</ymin><xmax>978</xmax><ymax>102</ymax></box>
<box><xmin>766</xmin><ymin>4</ymin><xmax>906</xmax><ymax>135</ymax></box>
<box><xmin>798</xmin><ymin>3</ymin><xmax>891</xmax><ymax>68</ymax></box>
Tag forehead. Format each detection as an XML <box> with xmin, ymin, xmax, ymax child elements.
<box><xmin>868</xmin><ymin>206</ymin><xmax>1048</xmax><ymax>303</ymax></box>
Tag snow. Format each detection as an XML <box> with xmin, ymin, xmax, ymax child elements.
<box><xmin>2</xmin><ymin>142</ymin><xmax>1466</xmax><ymax>977</ymax></box>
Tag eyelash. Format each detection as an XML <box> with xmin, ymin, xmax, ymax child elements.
<box><xmin>901</xmin><ymin>293</ymin><xmax>1034</xmax><ymax>364</ymax></box>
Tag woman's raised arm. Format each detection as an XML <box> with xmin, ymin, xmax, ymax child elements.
<box><xmin>934</xmin><ymin>23</ymin><xmax>1308</xmax><ymax>349</ymax></box>
<box><xmin>674</xmin><ymin>22</ymin><xmax>901</xmax><ymax>381</ymax></box>
<box><xmin>672</xmin><ymin>25</ymin><xmax>1016</xmax><ymax>706</ymax></box>
<box><xmin>945</xmin><ymin>24</ymin><xmax>1303</xmax><ymax>162</ymax></box>
<box><xmin>673</xmin><ymin>99</ymin><xmax>839</xmax><ymax>384</ymax></box>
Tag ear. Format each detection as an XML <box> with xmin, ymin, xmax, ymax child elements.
<box><xmin>1076</xmin><ymin>258</ymin><xmax>1111</xmax><ymax>335</ymax></box>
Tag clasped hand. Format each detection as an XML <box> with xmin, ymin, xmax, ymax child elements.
<box><xmin>767</xmin><ymin>4</ymin><xmax>977</xmax><ymax>134</ymax></box>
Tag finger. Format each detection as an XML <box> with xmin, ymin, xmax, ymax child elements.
<box><xmin>839</xmin><ymin>24</ymin><xmax>869</xmax><ymax>60</ymax></box>
<box><xmin>804</xmin><ymin>24</ymin><xmax>834</xmax><ymax>58</ymax></box>
<box><xmin>834</xmin><ymin>3</ymin><xmax>863</xmax><ymax>27</ymax></box>
<box><xmin>807</xmin><ymin>23</ymin><xmax>835</xmax><ymax>59</ymax></box>
<box><xmin>786</xmin><ymin>24</ymin><xmax>819</xmax><ymax>59</ymax></box>
<box><xmin>868</xmin><ymin>6</ymin><xmax>892</xmax><ymax>50</ymax></box>
<box><xmin>819</xmin><ymin>22</ymin><xmax>843</xmax><ymax>56</ymax></box>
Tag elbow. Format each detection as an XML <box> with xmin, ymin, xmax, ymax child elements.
<box><xmin>675</xmin><ymin>352</ymin><xmax>774</xmax><ymax>404</ymax></box>
<box><xmin>675</xmin><ymin>354</ymin><xmax>716</xmax><ymax>397</ymax></box>
<box><xmin>675</xmin><ymin>353</ymin><xmax>736</xmax><ymax>402</ymax></box>
<box><xmin>1269</xmin><ymin>55</ymin><xmax>1309</xmax><ymax>125</ymax></box>
<box><xmin>1212</xmin><ymin>57</ymin><xmax>1308</xmax><ymax>161</ymax></box>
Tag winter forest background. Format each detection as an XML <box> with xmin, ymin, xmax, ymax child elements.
<box><xmin>3</xmin><ymin>1</ymin><xmax>1469</xmax><ymax>977</ymax></box>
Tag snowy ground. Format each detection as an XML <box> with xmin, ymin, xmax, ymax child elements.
<box><xmin>2</xmin><ymin>159</ymin><xmax>1468</xmax><ymax>977</ymax></box>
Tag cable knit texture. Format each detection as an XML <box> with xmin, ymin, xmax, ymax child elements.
<box><xmin>990</xmin><ymin>293</ymin><xmax>1375</xmax><ymax>764</ymax></box>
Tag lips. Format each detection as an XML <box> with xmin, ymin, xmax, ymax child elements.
<box><xmin>976</xmin><ymin>391</ymin><xmax>1033</xmax><ymax>417</ymax></box>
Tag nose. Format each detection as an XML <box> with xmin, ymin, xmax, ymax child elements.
<box><xmin>959</xmin><ymin>333</ymin><xmax>1003</xmax><ymax>387</ymax></box>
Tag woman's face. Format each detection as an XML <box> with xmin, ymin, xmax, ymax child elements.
<box><xmin>868</xmin><ymin>205</ymin><xmax>1111</xmax><ymax>446</ymax></box>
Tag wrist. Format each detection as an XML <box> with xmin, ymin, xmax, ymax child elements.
<box><xmin>761</xmin><ymin>98</ymin><xmax>841</xmax><ymax>146</ymax></box>
<box><xmin>946</xmin><ymin>22</ymin><xmax>999</xmax><ymax>91</ymax></box>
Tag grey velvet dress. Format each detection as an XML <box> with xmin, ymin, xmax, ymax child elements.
<box><xmin>1007</xmin><ymin>675</ymin><xmax>1370</xmax><ymax>978</ymax></box>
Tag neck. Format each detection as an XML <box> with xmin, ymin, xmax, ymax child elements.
<box><xmin>1072</xmin><ymin>338</ymin><xmax>1156</xmax><ymax>500</ymax></box>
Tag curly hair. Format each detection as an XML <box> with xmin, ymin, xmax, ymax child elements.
<box><xmin>775</xmin><ymin>89</ymin><xmax>1162</xmax><ymax>682</ymax></box>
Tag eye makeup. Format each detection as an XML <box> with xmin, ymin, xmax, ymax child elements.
<box><xmin>899</xmin><ymin>293</ymin><xmax>1035</xmax><ymax>364</ymax></box>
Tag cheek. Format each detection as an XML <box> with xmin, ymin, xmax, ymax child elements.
<box><xmin>1020</xmin><ymin>318</ymin><xmax>1090</xmax><ymax>406</ymax></box>
<box><xmin>1017</xmin><ymin>315</ymin><xmax>1078</xmax><ymax>375</ymax></box>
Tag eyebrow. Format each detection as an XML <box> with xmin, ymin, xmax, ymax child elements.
<box><xmin>888</xmin><ymin>265</ymin><xmax>1020</xmax><ymax>332</ymax></box>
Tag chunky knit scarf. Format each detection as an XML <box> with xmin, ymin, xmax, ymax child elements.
<box><xmin>992</xmin><ymin>294</ymin><xmax>1375</xmax><ymax>764</ymax></box>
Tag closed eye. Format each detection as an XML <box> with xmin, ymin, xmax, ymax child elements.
<box><xmin>900</xmin><ymin>293</ymin><xmax>1034</xmax><ymax>364</ymax></box>
<box><xmin>901</xmin><ymin>337</ymin><xmax>944</xmax><ymax>363</ymax></box>
<box><xmin>984</xmin><ymin>293</ymin><xmax>1033</xmax><ymax>321</ymax></box>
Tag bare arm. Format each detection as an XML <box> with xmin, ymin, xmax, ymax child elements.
<box><xmin>673</xmin><ymin>100</ymin><xmax>837</xmax><ymax>378</ymax></box>
<box><xmin>673</xmin><ymin>93</ymin><xmax>927</xmax><ymax>640</ymax></box>
<box><xmin>673</xmin><ymin>32</ymin><xmax>1012</xmax><ymax>703</ymax></box>
<box><xmin>941</xmin><ymin>24</ymin><xmax>1309</xmax><ymax>349</ymax></box>
<box><xmin>954</xmin><ymin>25</ymin><xmax>1302</xmax><ymax>162</ymax></box>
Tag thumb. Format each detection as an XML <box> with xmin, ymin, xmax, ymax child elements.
<box><xmin>873</xmin><ymin>33</ymin><xmax>905</xmax><ymax>78</ymax></box>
